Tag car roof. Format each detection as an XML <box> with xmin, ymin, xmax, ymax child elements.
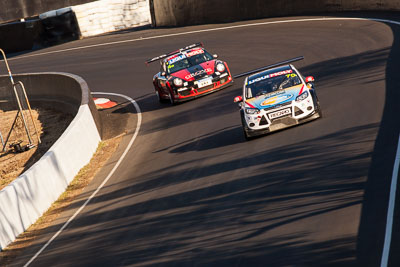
<box><xmin>164</xmin><ymin>47</ymin><xmax>205</xmax><ymax>62</ymax></box>
<box><xmin>247</xmin><ymin>65</ymin><xmax>293</xmax><ymax>81</ymax></box>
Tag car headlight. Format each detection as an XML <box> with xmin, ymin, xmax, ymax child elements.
<box><xmin>245</xmin><ymin>108</ymin><xmax>260</xmax><ymax>115</ymax></box>
<box><xmin>296</xmin><ymin>91</ymin><xmax>309</xmax><ymax>102</ymax></box>
<box><xmin>173</xmin><ymin>78</ymin><xmax>183</xmax><ymax>87</ymax></box>
<box><xmin>216</xmin><ymin>63</ymin><xmax>226</xmax><ymax>72</ymax></box>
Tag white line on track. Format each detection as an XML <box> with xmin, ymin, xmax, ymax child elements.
<box><xmin>4</xmin><ymin>17</ymin><xmax>399</xmax><ymax>62</ymax></box>
<box><xmin>18</xmin><ymin>17</ymin><xmax>400</xmax><ymax>267</ymax></box>
<box><xmin>23</xmin><ymin>92</ymin><xmax>142</xmax><ymax>267</ymax></box>
<box><xmin>381</xmin><ymin>135</ymin><xmax>400</xmax><ymax>267</ymax></box>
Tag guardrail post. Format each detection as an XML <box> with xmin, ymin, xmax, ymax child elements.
<box><xmin>0</xmin><ymin>48</ymin><xmax>39</xmax><ymax>152</ymax></box>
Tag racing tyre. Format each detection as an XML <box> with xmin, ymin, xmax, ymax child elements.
<box><xmin>310</xmin><ymin>90</ymin><xmax>322</xmax><ymax>118</ymax></box>
<box><xmin>156</xmin><ymin>90</ymin><xmax>167</xmax><ymax>103</ymax></box>
<box><xmin>240</xmin><ymin>110</ymin><xmax>252</xmax><ymax>141</ymax></box>
<box><xmin>316</xmin><ymin>103</ymin><xmax>323</xmax><ymax>118</ymax></box>
<box><xmin>243</xmin><ymin>128</ymin><xmax>252</xmax><ymax>141</ymax></box>
<box><xmin>168</xmin><ymin>91</ymin><xmax>176</xmax><ymax>105</ymax></box>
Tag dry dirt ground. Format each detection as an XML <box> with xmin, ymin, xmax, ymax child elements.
<box><xmin>0</xmin><ymin>108</ymin><xmax>72</xmax><ymax>190</ymax></box>
<box><xmin>0</xmin><ymin>107</ymin><xmax>122</xmax><ymax>266</ymax></box>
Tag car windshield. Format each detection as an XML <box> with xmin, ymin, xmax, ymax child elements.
<box><xmin>246</xmin><ymin>71</ymin><xmax>302</xmax><ymax>99</ymax></box>
<box><xmin>166</xmin><ymin>50</ymin><xmax>213</xmax><ymax>74</ymax></box>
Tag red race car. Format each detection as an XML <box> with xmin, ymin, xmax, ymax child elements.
<box><xmin>146</xmin><ymin>43</ymin><xmax>233</xmax><ymax>104</ymax></box>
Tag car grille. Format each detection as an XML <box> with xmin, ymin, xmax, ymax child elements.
<box><xmin>179</xmin><ymin>89</ymin><xmax>191</xmax><ymax>96</ymax></box>
<box><xmin>259</xmin><ymin>116</ymin><xmax>268</xmax><ymax>126</ymax></box>
<box><xmin>197</xmin><ymin>84</ymin><xmax>214</xmax><ymax>92</ymax></box>
<box><xmin>294</xmin><ymin>106</ymin><xmax>304</xmax><ymax>116</ymax></box>
<box><xmin>264</xmin><ymin>101</ymin><xmax>291</xmax><ymax>111</ymax></box>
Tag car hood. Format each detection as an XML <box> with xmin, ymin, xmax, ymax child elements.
<box><xmin>171</xmin><ymin>60</ymin><xmax>216</xmax><ymax>82</ymax></box>
<box><xmin>246</xmin><ymin>84</ymin><xmax>304</xmax><ymax>109</ymax></box>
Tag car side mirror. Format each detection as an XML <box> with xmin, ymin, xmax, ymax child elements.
<box><xmin>305</xmin><ymin>76</ymin><xmax>315</xmax><ymax>89</ymax></box>
<box><xmin>305</xmin><ymin>76</ymin><xmax>315</xmax><ymax>83</ymax></box>
<box><xmin>213</xmin><ymin>54</ymin><xmax>218</xmax><ymax>58</ymax></box>
<box><xmin>234</xmin><ymin>96</ymin><xmax>242</xmax><ymax>103</ymax></box>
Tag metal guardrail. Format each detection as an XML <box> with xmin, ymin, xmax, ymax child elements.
<box><xmin>0</xmin><ymin>48</ymin><xmax>40</xmax><ymax>152</ymax></box>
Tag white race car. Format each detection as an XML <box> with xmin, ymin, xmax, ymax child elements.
<box><xmin>234</xmin><ymin>57</ymin><xmax>322</xmax><ymax>140</ymax></box>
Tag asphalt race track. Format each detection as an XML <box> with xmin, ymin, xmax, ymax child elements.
<box><xmin>4</xmin><ymin>12</ymin><xmax>400</xmax><ymax>267</ymax></box>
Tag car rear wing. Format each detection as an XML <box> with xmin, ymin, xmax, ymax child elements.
<box><xmin>233</xmin><ymin>56</ymin><xmax>304</xmax><ymax>78</ymax></box>
<box><xmin>145</xmin><ymin>42</ymin><xmax>204</xmax><ymax>64</ymax></box>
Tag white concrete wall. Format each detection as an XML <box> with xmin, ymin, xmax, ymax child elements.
<box><xmin>71</xmin><ymin>0</ymin><xmax>151</xmax><ymax>37</ymax></box>
<box><xmin>0</xmin><ymin>104</ymin><xmax>101</xmax><ymax>250</ymax></box>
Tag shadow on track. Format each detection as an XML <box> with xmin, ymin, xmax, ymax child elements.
<box><xmin>356</xmin><ymin>21</ymin><xmax>400</xmax><ymax>267</ymax></box>
<box><xmin>12</xmin><ymin>34</ymin><xmax>397</xmax><ymax>266</ymax></box>
<box><xmin>153</xmin><ymin>125</ymin><xmax>244</xmax><ymax>153</ymax></box>
<box><xmin>19</xmin><ymin>122</ymin><xmax>379</xmax><ymax>266</ymax></box>
<box><xmin>137</xmin><ymin>84</ymin><xmax>242</xmax><ymax>136</ymax></box>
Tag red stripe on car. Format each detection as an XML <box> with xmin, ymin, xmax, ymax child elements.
<box><xmin>173</xmin><ymin>69</ymin><xmax>193</xmax><ymax>81</ymax></box>
<box><xmin>298</xmin><ymin>84</ymin><xmax>304</xmax><ymax>95</ymax></box>
<box><xmin>200</xmin><ymin>61</ymin><xmax>215</xmax><ymax>74</ymax></box>
<box><xmin>245</xmin><ymin>101</ymin><xmax>256</xmax><ymax>108</ymax></box>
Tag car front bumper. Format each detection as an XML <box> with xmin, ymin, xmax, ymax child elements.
<box><xmin>173</xmin><ymin>75</ymin><xmax>233</xmax><ymax>102</ymax></box>
<box><xmin>244</xmin><ymin>106</ymin><xmax>321</xmax><ymax>137</ymax></box>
